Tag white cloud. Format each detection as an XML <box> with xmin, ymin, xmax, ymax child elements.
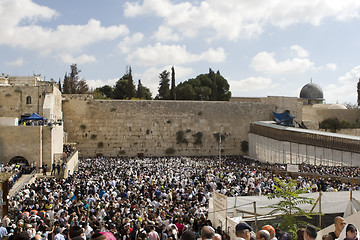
<box><xmin>290</xmin><ymin>45</ymin><xmax>309</xmax><ymax>58</ymax></box>
<box><xmin>153</xmin><ymin>26</ymin><xmax>180</xmax><ymax>42</ymax></box>
<box><xmin>0</xmin><ymin>0</ymin><xmax>129</xmax><ymax>55</ymax></box>
<box><xmin>250</xmin><ymin>51</ymin><xmax>315</xmax><ymax>75</ymax></box>
<box><xmin>127</xmin><ymin>43</ymin><xmax>226</xmax><ymax>66</ymax></box>
<box><xmin>124</xmin><ymin>0</ymin><xmax>360</xmax><ymax>41</ymax></box>
<box><xmin>59</xmin><ymin>54</ymin><xmax>96</xmax><ymax>64</ymax></box>
<box><xmin>324</xmin><ymin>65</ymin><xmax>360</xmax><ymax>104</ymax></box>
<box><xmin>118</xmin><ymin>32</ymin><xmax>144</xmax><ymax>53</ymax></box>
<box><xmin>326</xmin><ymin>63</ymin><xmax>337</xmax><ymax>71</ymax></box>
<box><xmin>86</xmin><ymin>78</ymin><xmax>119</xmax><ymax>90</ymax></box>
<box><xmin>229</xmin><ymin>77</ymin><xmax>272</xmax><ymax>92</ymax></box>
<box><xmin>6</xmin><ymin>58</ymin><xmax>24</xmax><ymax>66</ymax></box>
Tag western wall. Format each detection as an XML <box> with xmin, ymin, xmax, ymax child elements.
<box><xmin>62</xmin><ymin>95</ymin><xmax>302</xmax><ymax>157</ymax></box>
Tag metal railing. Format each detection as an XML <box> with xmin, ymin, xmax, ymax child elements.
<box><xmin>8</xmin><ymin>170</ymin><xmax>36</xmax><ymax>197</ymax></box>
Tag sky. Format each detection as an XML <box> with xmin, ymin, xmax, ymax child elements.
<box><xmin>1</xmin><ymin>0</ymin><xmax>360</xmax><ymax>104</ymax></box>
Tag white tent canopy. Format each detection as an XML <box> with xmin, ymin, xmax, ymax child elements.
<box><xmin>226</xmin><ymin>191</ymin><xmax>360</xmax><ymax>217</ymax></box>
<box><xmin>210</xmin><ymin>191</ymin><xmax>360</xmax><ymax>240</ymax></box>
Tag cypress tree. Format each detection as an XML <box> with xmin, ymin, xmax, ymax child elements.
<box><xmin>170</xmin><ymin>66</ymin><xmax>176</xmax><ymax>100</ymax></box>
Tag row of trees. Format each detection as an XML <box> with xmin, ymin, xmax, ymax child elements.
<box><xmin>94</xmin><ymin>67</ymin><xmax>231</xmax><ymax>101</ymax></box>
<box><xmin>93</xmin><ymin>66</ymin><xmax>152</xmax><ymax>100</ymax></box>
<box><xmin>59</xmin><ymin>64</ymin><xmax>231</xmax><ymax>101</ymax></box>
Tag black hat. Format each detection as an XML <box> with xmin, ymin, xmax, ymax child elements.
<box><xmin>236</xmin><ymin>223</ymin><xmax>252</xmax><ymax>232</ymax></box>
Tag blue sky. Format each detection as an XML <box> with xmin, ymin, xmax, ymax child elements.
<box><xmin>1</xmin><ymin>0</ymin><xmax>360</xmax><ymax>104</ymax></box>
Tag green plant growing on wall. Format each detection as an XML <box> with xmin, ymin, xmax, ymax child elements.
<box><xmin>264</xmin><ymin>177</ymin><xmax>315</xmax><ymax>238</ymax></box>
<box><xmin>91</xmin><ymin>134</ymin><xmax>97</xmax><ymax>139</ymax></box>
<box><xmin>119</xmin><ymin>150</ymin><xmax>126</xmax><ymax>155</ymax></box>
<box><xmin>146</xmin><ymin>129</ymin><xmax>150</xmax><ymax>134</ymax></box>
<box><xmin>176</xmin><ymin>131</ymin><xmax>188</xmax><ymax>144</ymax></box>
<box><xmin>5</xmin><ymin>94</ymin><xmax>11</xmax><ymax>97</ymax></box>
<box><xmin>241</xmin><ymin>141</ymin><xmax>249</xmax><ymax>152</ymax></box>
<box><xmin>165</xmin><ymin>147</ymin><xmax>175</xmax><ymax>155</ymax></box>
<box><xmin>110</xmin><ymin>107</ymin><xmax>117</xmax><ymax>112</ymax></box>
<box><xmin>80</xmin><ymin>124</ymin><xmax>86</xmax><ymax>130</ymax></box>
<box><xmin>319</xmin><ymin>117</ymin><xmax>358</xmax><ymax>133</ymax></box>
<box><xmin>193</xmin><ymin>132</ymin><xmax>203</xmax><ymax>145</ymax></box>
<box><xmin>97</xmin><ymin>142</ymin><xmax>104</xmax><ymax>148</ymax></box>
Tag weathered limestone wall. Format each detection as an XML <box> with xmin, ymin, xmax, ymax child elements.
<box><xmin>303</xmin><ymin>106</ymin><xmax>360</xmax><ymax>123</ymax></box>
<box><xmin>64</xmin><ymin>151</ymin><xmax>79</xmax><ymax>178</ymax></box>
<box><xmin>63</xmin><ymin>95</ymin><xmax>301</xmax><ymax>157</ymax></box>
<box><xmin>0</xmin><ymin>126</ymin><xmax>42</xmax><ymax>165</ymax></box>
<box><xmin>0</xmin><ymin>125</ymin><xmax>63</xmax><ymax>168</ymax></box>
<box><xmin>42</xmin><ymin>125</ymin><xmax>64</xmax><ymax>167</ymax></box>
<box><xmin>261</xmin><ymin>96</ymin><xmax>303</xmax><ymax>123</ymax></box>
<box><xmin>0</xmin><ymin>84</ymin><xmax>62</xmax><ymax>121</ymax></box>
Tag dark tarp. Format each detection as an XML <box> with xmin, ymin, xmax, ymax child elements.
<box><xmin>273</xmin><ymin>111</ymin><xmax>295</xmax><ymax>127</ymax></box>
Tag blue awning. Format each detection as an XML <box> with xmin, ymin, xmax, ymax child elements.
<box><xmin>23</xmin><ymin>112</ymin><xmax>47</xmax><ymax>121</ymax></box>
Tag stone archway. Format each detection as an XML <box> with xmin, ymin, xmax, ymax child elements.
<box><xmin>9</xmin><ymin>156</ymin><xmax>29</xmax><ymax>166</ymax></box>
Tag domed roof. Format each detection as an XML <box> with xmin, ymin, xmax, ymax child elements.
<box><xmin>328</xmin><ymin>104</ymin><xmax>347</xmax><ymax>109</ymax></box>
<box><xmin>300</xmin><ymin>83</ymin><xmax>323</xmax><ymax>100</ymax></box>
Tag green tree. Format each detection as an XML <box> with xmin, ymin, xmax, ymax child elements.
<box><xmin>113</xmin><ymin>68</ymin><xmax>135</xmax><ymax>99</ymax></box>
<box><xmin>125</xmin><ymin>66</ymin><xmax>135</xmax><ymax>99</ymax></box>
<box><xmin>113</xmin><ymin>78</ymin><xmax>128</xmax><ymax>99</ymax></box>
<box><xmin>136</xmin><ymin>79</ymin><xmax>145</xmax><ymax>99</ymax></box>
<box><xmin>63</xmin><ymin>64</ymin><xmax>89</xmax><ymax>94</ymax></box>
<box><xmin>135</xmin><ymin>80</ymin><xmax>152</xmax><ymax>100</ymax></box>
<box><xmin>157</xmin><ymin>70</ymin><xmax>170</xmax><ymax>100</ymax></box>
<box><xmin>69</xmin><ymin>63</ymin><xmax>80</xmax><ymax>93</ymax></box>
<box><xmin>215</xmin><ymin>70</ymin><xmax>231</xmax><ymax>100</ymax></box>
<box><xmin>265</xmin><ymin>177</ymin><xmax>315</xmax><ymax>237</ymax></box>
<box><xmin>62</xmin><ymin>73</ymin><xmax>70</xmax><ymax>94</ymax></box>
<box><xmin>58</xmin><ymin>78</ymin><xmax>62</xmax><ymax>92</ymax></box>
<box><xmin>77</xmin><ymin>78</ymin><xmax>89</xmax><ymax>94</ymax></box>
<box><xmin>143</xmin><ymin>86</ymin><xmax>152</xmax><ymax>100</ymax></box>
<box><xmin>175</xmin><ymin>69</ymin><xmax>231</xmax><ymax>101</ymax></box>
<box><xmin>95</xmin><ymin>85</ymin><xmax>114</xmax><ymax>98</ymax></box>
<box><xmin>170</xmin><ymin>66</ymin><xmax>176</xmax><ymax>100</ymax></box>
<box><xmin>176</xmin><ymin>82</ymin><xmax>196</xmax><ymax>100</ymax></box>
<box><xmin>209</xmin><ymin>68</ymin><xmax>217</xmax><ymax>100</ymax></box>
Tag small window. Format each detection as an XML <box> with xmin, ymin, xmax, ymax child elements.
<box><xmin>26</xmin><ymin>96</ymin><xmax>31</xmax><ymax>104</ymax></box>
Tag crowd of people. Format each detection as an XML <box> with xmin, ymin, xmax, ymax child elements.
<box><xmin>299</xmin><ymin>164</ymin><xmax>360</xmax><ymax>179</ymax></box>
<box><xmin>63</xmin><ymin>145</ymin><xmax>76</xmax><ymax>159</ymax></box>
<box><xmin>3</xmin><ymin>156</ymin><xmax>360</xmax><ymax>240</ymax></box>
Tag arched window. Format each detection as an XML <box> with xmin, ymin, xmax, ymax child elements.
<box><xmin>26</xmin><ymin>96</ymin><xmax>31</xmax><ymax>104</ymax></box>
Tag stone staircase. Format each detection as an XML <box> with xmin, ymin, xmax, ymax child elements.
<box><xmin>8</xmin><ymin>171</ymin><xmax>37</xmax><ymax>197</ymax></box>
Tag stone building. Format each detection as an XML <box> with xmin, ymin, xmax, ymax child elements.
<box><xmin>0</xmin><ymin>74</ymin><xmax>64</xmax><ymax>169</ymax></box>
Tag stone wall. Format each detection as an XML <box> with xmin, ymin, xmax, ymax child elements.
<box><xmin>0</xmin><ymin>125</ymin><xmax>63</xmax><ymax>169</ymax></box>
<box><xmin>303</xmin><ymin>106</ymin><xmax>360</xmax><ymax>124</ymax></box>
<box><xmin>63</xmin><ymin>95</ymin><xmax>303</xmax><ymax>157</ymax></box>
<box><xmin>0</xmin><ymin>126</ymin><xmax>42</xmax><ymax>165</ymax></box>
<box><xmin>0</xmin><ymin>84</ymin><xmax>62</xmax><ymax>121</ymax></box>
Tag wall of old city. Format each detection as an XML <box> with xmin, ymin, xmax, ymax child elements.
<box><xmin>0</xmin><ymin>125</ymin><xmax>63</xmax><ymax>167</ymax></box>
<box><xmin>62</xmin><ymin>95</ymin><xmax>302</xmax><ymax>157</ymax></box>
<box><xmin>302</xmin><ymin>106</ymin><xmax>360</xmax><ymax>123</ymax></box>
